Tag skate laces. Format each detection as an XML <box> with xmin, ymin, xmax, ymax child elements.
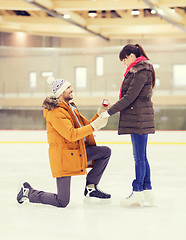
<box><xmin>85</xmin><ymin>184</ymin><xmax>111</xmax><ymax>199</ymax></box>
<box><xmin>22</xmin><ymin>186</ymin><xmax>29</xmax><ymax>197</ymax></box>
<box><xmin>126</xmin><ymin>192</ymin><xmax>133</xmax><ymax>199</ymax></box>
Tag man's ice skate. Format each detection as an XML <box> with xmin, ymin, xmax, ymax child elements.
<box><xmin>84</xmin><ymin>184</ymin><xmax>111</xmax><ymax>204</ymax></box>
<box><xmin>120</xmin><ymin>191</ymin><xmax>144</xmax><ymax>207</ymax></box>
<box><xmin>144</xmin><ymin>189</ymin><xmax>155</xmax><ymax>206</ymax></box>
<box><xmin>17</xmin><ymin>182</ymin><xmax>32</xmax><ymax>204</ymax></box>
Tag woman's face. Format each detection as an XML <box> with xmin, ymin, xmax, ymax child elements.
<box><xmin>123</xmin><ymin>53</ymin><xmax>136</xmax><ymax>67</ymax></box>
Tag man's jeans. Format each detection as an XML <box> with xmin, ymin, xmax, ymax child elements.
<box><xmin>131</xmin><ymin>134</ymin><xmax>152</xmax><ymax>192</ymax></box>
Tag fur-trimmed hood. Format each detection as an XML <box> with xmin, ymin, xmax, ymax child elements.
<box><xmin>42</xmin><ymin>96</ymin><xmax>59</xmax><ymax>111</ymax></box>
<box><xmin>42</xmin><ymin>97</ymin><xmax>77</xmax><ymax>119</ymax></box>
<box><xmin>130</xmin><ymin>61</ymin><xmax>154</xmax><ymax>74</ymax></box>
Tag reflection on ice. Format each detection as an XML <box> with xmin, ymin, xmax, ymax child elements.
<box><xmin>0</xmin><ymin>130</ymin><xmax>186</xmax><ymax>240</ymax></box>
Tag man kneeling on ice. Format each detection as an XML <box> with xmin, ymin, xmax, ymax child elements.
<box><xmin>17</xmin><ymin>76</ymin><xmax>111</xmax><ymax>208</ymax></box>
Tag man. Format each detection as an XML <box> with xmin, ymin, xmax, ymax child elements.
<box><xmin>17</xmin><ymin>76</ymin><xmax>111</xmax><ymax>208</ymax></box>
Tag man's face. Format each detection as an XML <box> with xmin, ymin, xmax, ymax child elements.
<box><xmin>58</xmin><ymin>85</ymin><xmax>73</xmax><ymax>102</ymax></box>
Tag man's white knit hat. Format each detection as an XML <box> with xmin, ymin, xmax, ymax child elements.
<box><xmin>47</xmin><ymin>76</ymin><xmax>71</xmax><ymax>98</ymax></box>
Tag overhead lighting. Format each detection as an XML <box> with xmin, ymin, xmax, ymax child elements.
<box><xmin>63</xmin><ymin>14</ymin><xmax>70</xmax><ymax>19</ymax></box>
<box><xmin>88</xmin><ymin>11</ymin><xmax>97</xmax><ymax>18</ymax></box>
<box><xmin>131</xmin><ymin>9</ymin><xmax>140</xmax><ymax>16</ymax></box>
<box><xmin>157</xmin><ymin>8</ymin><xmax>165</xmax><ymax>16</ymax></box>
<box><xmin>151</xmin><ymin>9</ymin><xmax>156</xmax><ymax>14</ymax></box>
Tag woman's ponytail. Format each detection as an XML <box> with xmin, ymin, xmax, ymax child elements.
<box><xmin>134</xmin><ymin>44</ymin><xmax>149</xmax><ymax>60</ymax></box>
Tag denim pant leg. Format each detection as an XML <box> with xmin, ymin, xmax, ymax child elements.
<box><xmin>28</xmin><ymin>176</ymin><xmax>71</xmax><ymax>208</ymax></box>
<box><xmin>131</xmin><ymin>134</ymin><xmax>152</xmax><ymax>191</ymax></box>
<box><xmin>143</xmin><ymin>156</ymin><xmax>152</xmax><ymax>190</ymax></box>
<box><xmin>86</xmin><ymin>145</ymin><xmax>111</xmax><ymax>185</ymax></box>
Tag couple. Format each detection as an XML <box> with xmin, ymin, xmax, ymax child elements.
<box><xmin>17</xmin><ymin>44</ymin><xmax>155</xmax><ymax>208</ymax></box>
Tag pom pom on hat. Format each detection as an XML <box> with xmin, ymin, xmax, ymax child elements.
<box><xmin>47</xmin><ymin>76</ymin><xmax>55</xmax><ymax>85</ymax></box>
<box><xmin>47</xmin><ymin>76</ymin><xmax>71</xmax><ymax>98</ymax></box>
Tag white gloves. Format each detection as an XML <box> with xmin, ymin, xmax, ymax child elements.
<box><xmin>100</xmin><ymin>111</ymin><xmax>110</xmax><ymax>118</ymax></box>
<box><xmin>91</xmin><ymin>99</ymin><xmax>111</xmax><ymax>131</ymax></box>
<box><xmin>97</xmin><ymin>99</ymin><xmax>112</xmax><ymax>116</ymax></box>
<box><xmin>90</xmin><ymin>115</ymin><xmax>108</xmax><ymax>131</ymax></box>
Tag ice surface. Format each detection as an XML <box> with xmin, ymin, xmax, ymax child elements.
<box><xmin>0</xmin><ymin>130</ymin><xmax>186</xmax><ymax>240</ymax></box>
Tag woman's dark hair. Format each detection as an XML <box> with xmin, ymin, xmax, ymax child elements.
<box><xmin>119</xmin><ymin>44</ymin><xmax>149</xmax><ymax>61</ymax></box>
<box><xmin>119</xmin><ymin>44</ymin><xmax>155</xmax><ymax>88</ymax></box>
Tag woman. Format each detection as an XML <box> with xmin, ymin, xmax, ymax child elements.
<box><xmin>102</xmin><ymin>44</ymin><xmax>155</xmax><ymax>207</ymax></box>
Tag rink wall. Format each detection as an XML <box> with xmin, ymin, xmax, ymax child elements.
<box><xmin>1</xmin><ymin>44</ymin><xmax>186</xmax><ymax>130</ymax></box>
<box><xmin>0</xmin><ymin>106</ymin><xmax>186</xmax><ymax>130</ymax></box>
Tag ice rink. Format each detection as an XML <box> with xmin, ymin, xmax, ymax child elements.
<box><xmin>0</xmin><ymin>130</ymin><xmax>186</xmax><ymax>240</ymax></box>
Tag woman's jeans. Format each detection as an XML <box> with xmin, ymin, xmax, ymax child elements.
<box><xmin>131</xmin><ymin>133</ymin><xmax>152</xmax><ymax>192</ymax></box>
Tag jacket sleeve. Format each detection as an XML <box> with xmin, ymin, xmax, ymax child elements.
<box><xmin>49</xmin><ymin>110</ymin><xmax>94</xmax><ymax>142</ymax></box>
<box><xmin>80</xmin><ymin>113</ymin><xmax>99</xmax><ymax>124</ymax></box>
<box><xmin>108</xmin><ymin>70</ymin><xmax>148</xmax><ymax>115</ymax></box>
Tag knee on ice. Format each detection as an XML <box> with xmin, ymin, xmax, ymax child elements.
<box><xmin>58</xmin><ymin>199</ymin><xmax>70</xmax><ymax>208</ymax></box>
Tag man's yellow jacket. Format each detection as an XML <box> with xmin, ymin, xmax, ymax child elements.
<box><xmin>43</xmin><ymin>98</ymin><xmax>97</xmax><ymax>178</ymax></box>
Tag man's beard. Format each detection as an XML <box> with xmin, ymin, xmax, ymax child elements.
<box><xmin>64</xmin><ymin>96</ymin><xmax>73</xmax><ymax>102</ymax></box>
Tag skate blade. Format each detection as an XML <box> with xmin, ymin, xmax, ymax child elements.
<box><xmin>120</xmin><ymin>201</ymin><xmax>144</xmax><ymax>208</ymax></box>
<box><xmin>83</xmin><ymin>196</ymin><xmax>111</xmax><ymax>205</ymax></box>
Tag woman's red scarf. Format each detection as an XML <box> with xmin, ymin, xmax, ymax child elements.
<box><xmin>119</xmin><ymin>56</ymin><xmax>147</xmax><ymax>99</ymax></box>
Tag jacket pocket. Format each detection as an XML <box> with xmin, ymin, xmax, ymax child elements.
<box><xmin>62</xmin><ymin>150</ymin><xmax>83</xmax><ymax>173</ymax></box>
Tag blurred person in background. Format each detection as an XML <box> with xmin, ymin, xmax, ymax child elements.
<box><xmin>17</xmin><ymin>76</ymin><xmax>111</xmax><ymax>208</ymax></box>
<box><xmin>102</xmin><ymin>44</ymin><xmax>155</xmax><ymax>207</ymax></box>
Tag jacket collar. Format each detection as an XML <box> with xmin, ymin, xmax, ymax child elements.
<box><xmin>130</xmin><ymin>61</ymin><xmax>153</xmax><ymax>74</ymax></box>
<box><xmin>59</xmin><ymin>100</ymin><xmax>77</xmax><ymax>110</ymax></box>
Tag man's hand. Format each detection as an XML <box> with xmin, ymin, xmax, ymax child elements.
<box><xmin>100</xmin><ymin>111</ymin><xmax>110</xmax><ymax>119</ymax></box>
<box><xmin>90</xmin><ymin>115</ymin><xmax>108</xmax><ymax>131</ymax></box>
